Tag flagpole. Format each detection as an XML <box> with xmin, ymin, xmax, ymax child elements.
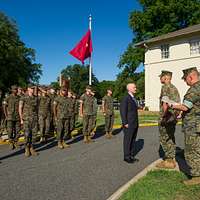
<box><xmin>59</xmin><ymin>73</ymin><xmax>62</xmax><ymax>87</ymax></box>
<box><xmin>89</xmin><ymin>14</ymin><xmax>92</xmax><ymax>85</ymax></box>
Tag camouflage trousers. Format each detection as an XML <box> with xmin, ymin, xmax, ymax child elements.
<box><xmin>0</xmin><ymin>116</ymin><xmax>7</xmax><ymax>136</ymax></box>
<box><xmin>7</xmin><ymin>120</ymin><xmax>20</xmax><ymax>142</ymax></box>
<box><xmin>39</xmin><ymin>115</ymin><xmax>50</xmax><ymax>138</ymax></box>
<box><xmin>23</xmin><ymin>117</ymin><xmax>38</xmax><ymax>146</ymax></box>
<box><xmin>105</xmin><ymin>114</ymin><xmax>114</xmax><ymax>133</ymax></box>
<box><xmin>184</xmin><ymin>125</ymin><xmax>200</xmax><ymax>177</ymax></box>
<box><xmin>70</xmin><ymin>114</ymin><xmax>76</xmax><ymax>132</ymax></box>
<box><xmin>82</xmin><ymin>115</ymin><xmax>93</xmax><ymax>136</ymax></box>
<box><xmin>91</xmin><ymin>114</ymin><xmax>97</xmax><ymax>132</ymax></box>
<box><xmin>57</xmin><ymin>117</ymin><xmax>72</xmax><ymax>141</ymax></box>
<box><xmin>158</xmin><ymin>121</ymin><xmax>176</xmax><ymax>159</ymax></box>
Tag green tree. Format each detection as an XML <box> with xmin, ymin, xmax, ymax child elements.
<box><xmin>0</xmin><ymin>12</ymin><xmax>42</xmax><ymax>92</ymax></box>
<box><xmin>61</xmin><ymin>64</ymin><xmax>99</xmax><ymax>97</ymax></box>
<box><xmin>117</xmin><ymin>0</ymin><xmax>200</xmax><ymax>99</ymax></box>
<box><xmin>96</xmin><ymin>80</ymin><xmax>116</xmax><ymax>99</ymax></box>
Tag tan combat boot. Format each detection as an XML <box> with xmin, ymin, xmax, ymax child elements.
<box><xmin>30</xmin><ymin>145</ymin><xmax>38</xmax><ymax>156</ymax></box>
<box><xmin>62</xmin><ymin>141</ymin><xmax>70</xmax><ymax>148</ymax></box>
<box><xmin>58</xmin><ymin>141</ymin><xmax>64</xmax><ymax>149</ymax></box>
<box><xmin>183</xmin><ymin>177</ymin><xmax>200</xmax><ymax>186</ymax></box>
<box><xmin>156</xmin><ymin>159</ymin><xmax>176</xmax><ymax>169</ymax></box>
<box><xmin>9</xmin><ymin>141</ymin><xmax>15</xmax><ymax>150</ymax></box>
<box><xmin>109</xmin><ymin>132</ymin><xmax>114</xmax><ymax>139</ymax></box>
<box><xmin>88</xmin><ymin>135</ymin><xmax>95</xmax><ymax>143</ymax></box>
<box><xmin>25</xmin><ymin>146</ymin><xmax>30</xmax><ymax>157</ymax></box>
<box><xmin>105</xmin><ymin>132</ymin><xmax>110</xmax><ymax>139</ymax></box>
<box><xmin>84</xmin><ymin>136</ymin><xmax>89</xmax><ymax>144</ymax></box>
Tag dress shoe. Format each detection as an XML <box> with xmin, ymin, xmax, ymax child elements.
<box><xmin>124</xmin><ymin>158</ymin><xmax>134</xmax><ymax>163</ymax></box>
<box><xmin>131</xmin><ymin>157</ymin><xmax>139</xmax><ymax>162</ymax></box>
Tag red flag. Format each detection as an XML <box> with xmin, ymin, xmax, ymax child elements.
<box><xmin>69</xmin><ymin>30</ymin><xmax>93</xmax><ymax>63</ymax></box>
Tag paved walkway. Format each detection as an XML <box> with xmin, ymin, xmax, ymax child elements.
<box><xmin>0</xmin><ymin>126</ymin><xmax>184</xmax><ymax>200</ymax></box>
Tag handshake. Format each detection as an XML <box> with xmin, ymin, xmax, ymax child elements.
<box><xmin>161</xmin><ymin>96</ymin><xmax>180</xmax><ymax>108</ymax></box>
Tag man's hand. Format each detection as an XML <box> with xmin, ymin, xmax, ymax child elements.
<box><xmin>124</xmin><ymin>124</ymin><xmax>128</xmax><ymax>128</ymax></box>
<box><xmin>20</xmin><ymin>119</ymin><xmax>23</xmax><ymax>125</ymax></box>
<box><xmin>79</xmin><ymin>113</ymin><xmax>83</xmax><ymax>118</ymax></box>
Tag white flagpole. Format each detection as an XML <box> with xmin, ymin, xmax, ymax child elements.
<box><xmin>59</xmin><ymin>73</ymin><xmax>62</xmax><ymax>87</ymax></box>
<box><xmin>89</xmin><ymin>14</ymin><xmax>92</xmax><ymax>85</ymax></box>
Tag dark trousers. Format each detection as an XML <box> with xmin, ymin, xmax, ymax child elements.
<box><xmin>123</xmin><ymin>125</ymin><xmax>138</xmax><ymax>159</ymax></box>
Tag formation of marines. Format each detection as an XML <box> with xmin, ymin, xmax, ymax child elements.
<box><xmin>0</xmin><ymin>85</ymin><xmax>115</xmax><ymax>156</ymax></box>
<box><xmin>1</xmin><ymin>66</ymin><xmax>200</xmax><ymax>186</ymax></box>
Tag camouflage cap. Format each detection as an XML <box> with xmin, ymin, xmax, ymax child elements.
<box><xmin>86</xmin><ymin>85</ymin><xmax>92</xmax><ymax>90</ymax></box>
<box><xmin>107</xmin><ymin>88</ymin><xmax>113</xmax><ymax>91</ymax></box>
<box><xmin>27</xmin><ymin>83</ymin><xmax>35</xmax><ymax>88</ymax></box>
<box><xmin>11</xmin><ymin>85</ymin><xmax>18</xmax><ymax>91</ymax></box>
<box><xmin>159</xmin><ymin>70</ymin><xmax>172</xmax><ymax>77</ymax></box>
<box><xmin>60</xmin><ymin>87</ymin><xmax>67</xmax><ymax>91</ymax></box>
<box><xmin>182</xmin><ymin>67</ymin><xmax>199</xmax><ymax>80</ymax></box>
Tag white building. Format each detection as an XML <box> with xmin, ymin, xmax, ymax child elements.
<box><xmin>136</xmin><ymin>24</ymin><xmax>200</xmax><ymax>111</ymax></box>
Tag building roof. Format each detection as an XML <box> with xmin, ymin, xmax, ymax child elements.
<box><xmin>135</xmin><ymin>24</ymin><xmax>200</xmax><ymax>47</ymax></box>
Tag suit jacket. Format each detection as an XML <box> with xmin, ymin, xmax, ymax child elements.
<box><xmin>120</xmin><ymin>94</ymin><xmax>138</xmax><ymax>128</ymax></box>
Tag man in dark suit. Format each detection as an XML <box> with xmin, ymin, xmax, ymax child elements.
<box><xmin>120</xmin><ymin>83</ymin><xmax>139</xmax><ymax>163</ymax></box>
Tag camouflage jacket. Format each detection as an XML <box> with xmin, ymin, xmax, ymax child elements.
<box><xmin>102</xmin><ymin>95</ymin><xmax>114</xmax><ymax>115</ymax></box>
<box><xmin>159</xmin><ymin>83</ymin><xmax>180</xmax><ymax>116</ymax></box>
<box><xmin>20</xmin><ymin>95</ymin><xmax>38</xmax><ymax>121</ymax></box>
<box><xmin>93</xmin><ymin>97</ymin><xmax>98</xmax><ymax>115</ymax></box>
<box><xmin>3</xmin><ymin>94</ymin><xmax>20</xmax><ymax>121</ymax></box>
<box><xmin>80</xmin><ymin>93</ymin><xmax>94</xmax><ymax>115</ymax></box>
<box><xmin>182</xmin><ymin>81</ymin><xmax>200</xmax><ymax>132</ymax></box>
<box><xmin>38</xmin><ymin>96</ymin><xmax>51</xmax><ymax>118</ymax></box>
<box><xmin>54</xmin><ymin>96</ymin><xmax>74</xmax><ymax>119</ymax></box>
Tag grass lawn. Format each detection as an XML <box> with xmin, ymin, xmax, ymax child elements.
<box><xmin>95</xmin><ymin>110</ymin><xmax>159</xmax><ymax>127</ymax></box>
<box><xmin>120</xmin><ymin>170</ymin><xmax>200</xmax><ymax>200</ymax></box>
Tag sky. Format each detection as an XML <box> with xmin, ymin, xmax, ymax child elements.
<box><xmin>0</xmin><ymin>0</ymin><xmax>141</xmax><ymax>84</ymax></box>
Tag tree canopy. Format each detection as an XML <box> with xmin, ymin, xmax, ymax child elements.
<box><xmin>0</xmin><ymin>12</ymin><xmax>42</xmax><ymax>92</ymax></box>
<box><xmin>60</xmin><ymin>64</ymin><xmax>99</xmax><ymax>97</ymax></box>
<box><xmin>117</xmin><ymin>0</ymin><xmax>200</xmax><ymax>99</ymax></box>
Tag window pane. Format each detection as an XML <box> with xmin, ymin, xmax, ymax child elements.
<box><xmin>161</xmin><ymin>44</ymin><xmax>169</xmax><ymax>59</ymax></box>
<box><xmin>190</xmin><ymin>41</ymin><xmax>200</xmax><ymax>55</ymax></box>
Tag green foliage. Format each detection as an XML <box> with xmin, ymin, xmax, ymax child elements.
<box><xmin>50</xmin><ymin>81</ymin><xmax>60</xmax><ymax>90</ymax></box>
<box><xmin>120</xmin><ymin>170</ymin><xmax>200</xmax><ymax>200</ymax></box>
<box><xmin>60</xmin><ymin>64</ymin><xmax>99</xmax><ymax>97</ymax></box>
<box><xmin>117</xmin><ymin>0</ymin><xmax>200</xmax><ymax>100</ymax></box>
<box><xmin>96</xmin><ymin>80</ymin><xmax>115</xmax><ymax>99</ymax></box>
<box><xmin>0</xmin><ymin>12</ymin><xmax>42</xmax><ymax>92</ymax></box>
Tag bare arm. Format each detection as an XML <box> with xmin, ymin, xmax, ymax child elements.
<box><xmin>19</xmin><ymin>101</ymin><xmax>24</xmax><ymax>124</ymax></box>
<box><xmin>79</xmin><ymin>100</ymin><xmax>83</xmax><ymax>117</ymax></box>
<box><xmin>3</xmin><ymin>104</ymin><xmax>8</xmax><ymax>119</ymax></box>
<box><xmin>171</xmin><ymin>104</ymin><xmax>188</xmax><ymax>112</ymax></box>
<box><xmin>53</xmin><ymin>103</ymin><xmax>57</xmax><ymax>121</ymax></box>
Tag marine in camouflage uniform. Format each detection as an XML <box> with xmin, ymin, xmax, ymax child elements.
<box><xmin>53</xmin><ymin>87</ymin><xmax>74</xmax><ymax>149</ymax></box>
<box><xmin>38</xmin><ymin>87</ymin><xmax>51</xmax><ymax>142</ymax></box>
<box><xmin>3</xmin><ymin>85</ymin><xmax>20</xmax><ymax>149</ymax></box>
<box><xmin>80</xmin><ymin>86</ymin><xmax>95</xmax><ymax>143</ymax></box>
<box><xmin>102</xmin><ymin>88</ymin><xmax>114</xmax><ymax>139</ymax></box>
<box><xmin>172</xmin><ymin>67</ymin><xmax>200</xmax><ymax>185</ymax></box>
<box><xmin>48</xmin><ymin>87</ymin><xmax>56</xmax><ymax>135</ymax></box>
<box><xmin>157</xmin><ymin>70</ymin><xmax>180</xmax><ymax>169</ymax></box>
<box><xmin>68</xmin><ymin>91</ymin><xmax>76</xmax><ymax>133</ymax></box>
<box><xmin>19</xmin><ymin>84</ymin><xmax>39</xmax><ymax>157</ymax></box>
<box><xmin>73</xmin><ymin>94</ymin><xmax>79</xmax><ymax>127</ymax></box>
<box><xmin>90</xmin><ymin>90</ymin><xmax>98</xmax><ymax>139</ymax></box>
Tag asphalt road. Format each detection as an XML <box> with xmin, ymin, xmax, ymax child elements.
<box><xmin>0</xmin><ymin>126</ymin><xmax>184</xmax><ymax>200</ymax></box>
